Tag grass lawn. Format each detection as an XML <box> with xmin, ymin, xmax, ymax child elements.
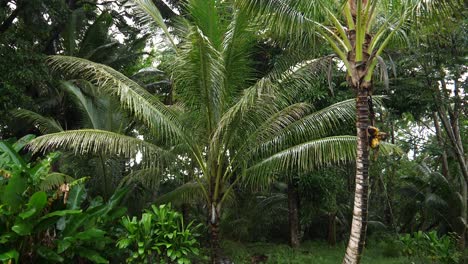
<box><xmin>221</xmin><ymin>240</ymin><xmax>408</xmax><ymax>264</ymax></box>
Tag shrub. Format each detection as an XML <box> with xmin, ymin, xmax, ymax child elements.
<box><xmin>0</xmin><ymin>135</ymin><xmax>128</xmax><ymax>263</ymax></box>
<box><xmin>399</xmin><ymin>231</ymin><xmax>461</xmax><ymax>264</ymax></box>
<box><xmin>117</xmin><ymin>204</ymin><xmax>201</xmax><ymax>264</ymax></box>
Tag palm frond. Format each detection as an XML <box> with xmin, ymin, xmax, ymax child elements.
<box><xmin>227</xmin><ymin>102</ymin><xmax>312</xmax><ymax>163</ymax></box>
<box><xmin>173</xmin><ymin>26</ymin><xmax>225</xmax><ymax>133</ymax></box>
<box><xmin>28</xmin><ymin>129</ymin><xmax>172</xmax><ymax>162</ymax></box>
<box><xmin>246</xmin><ymin>98</ymin><xmax>382</xmax><ymax>159</ymax></box>
<box><xmin>77</xmin><ymin>12</ymin><xmax>114</xmax><ymax>58</ymax></box>
<box><xmin>125</xmin><ymin>0</ymin><xmax>177</xmax><ymax>51</ymax></box>
<box><xmin>211</xmin><ymin>77</ymin><xmax>283</xmax><ymax>154</ymax></box>
<box><xmin>47</xmin><ymin>56</ymin><xmax>187</xmax><ymax>145</ymax></box>
<box><xmin>39</xmin><ymin>173</ymin><xmax>75</xmax><ymax>191</ymax></box>
<box><xmin>60</xmin><ymin>81</ymin><xmax>104</xmax><ymax>129</ymax></box>
<box><xmin>245</xmin><ymin>136</ymin><xmax>357</xmax><ymax>188</ymax></box>
<box><xmin>221</xmin><ymin>10</ymin><xmax>256</xmax><ymax>107</ymax></box>
<box><xmin>156</xmin><ymin>182</ymin><xmax>205</xmax><ymax>206</ymax></box>
<box><xmin>424</xmin><ymin>193</ymin><xmax>449</xmax><ymax>211</ymax></box>
<box><xmin>245</xmin><ymin>136</ymin><xmax>402</xmax><ymax>189</ymax></box>
<box><xmin>271</xmin><ymin>56</ymin><xmax>336</xmax><ymax>104</ymax></box>
<box><xmin>378</xmin><ymin>141</ymin><xmax>404</xmax><ymax>156</ymax></box>
<box><xmin>12</xmin><ymin>109</ymin><xmax>63</xmax><ymax>134</ymax></box>
<box><xmin>214</xmin><ymin>56</ymin><xmax>342</xmax><ymax>149</ymax></box>
<box><xmin>185</xmin><ymin>0</ymin><xmax>225</xmax><ymax>48</ymax></box>
<box><xmin>12</xmin><ymin>134</ymin><xmax>36</xmax><ymax>151</ymax></box>
<box><xmin>236</xmin><ymin>0</ymin><xmax>325</xmax><ymax>47</ymax></box>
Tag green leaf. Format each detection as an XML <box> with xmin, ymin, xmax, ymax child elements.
<box><xmin>75</xmin><ymin>228</ymin><xmax>106</xmax><ymax>240</ymax></box>
<box><xmin>62</xmin><ymin>213</ymin><xmax>88</xmax><ymax>237</ymax></box>
<box><xmin>12</xmin><ymin>221</ymin><xmax>33</xmax><ymax>235</ymax></box>
<box><xmin>0</xmin><ymin>249</ymin><xmax>19</xmax><ymax>262</ymax></box>
<box><xmin>107</xmin><ymin>207</ymin><xmax>127</xmax><ymax>220</ymax></box>
<box><xmin>19</xmin><ymin>191</ymin><xmax>47</xmax><ymax>219</ymax></box>
<box><xmin>0</xmin><ymin>233</ymin><xmax>14</xmax><ymax>244</ymax></box>
<box><xmin>36</xmin><ymin>246</ymin><xmax>64</xmax><ymax>262</ymax></box>
<box><xmin>35</xmin><ymin>209</ymin><xmax>82</xmax><ymax>233</ymax></box>
<box><xmin>77</xmin><ymin>248</ymin><xmax>109</xmax><ymax>264</ymax></box>
<box><xmin>1</xmin><ymin>170</ymin><xmax>28</xmax><ymax>210</ymax></box>
<box><xmin>67</xmin><ymin>184</ymin><xmax>87</xmax><ymax>210</ymax></box>
<box><xmin>85</xmin><ymin>188</ymin><xmax>127</xmax><ymax>221</ymax></box>
<box><xmin>12</xmin><ymin>134</ymin><xmax>36</xmax><ymax>152</ymax></box>
<box><xmin>0</xmin><ymin>141</ymin><xmax>28</xmax><ymax>169</ymax></box>
<box><xmin>116</xmin><ymin>238</ymin><xmax>131</xmax><ymax>249</ymax></box>
<box><xmin>45</xmin><ymin>56</ymin><xmax>187</xmax><ymax>147</ymax></box>
<box><xmin>39</xmin><ymin>209</ymin><xmax>82</xmax><ymax>221</ymax></box>
<box><xmin>57</xmin><ymin>238</ymin><xmax>73</xmax><ymax>253</ymax></box>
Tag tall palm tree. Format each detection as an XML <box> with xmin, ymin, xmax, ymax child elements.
<box><xmin>238</xmin><ymin>0</ymin><xmax>460</xmax><ymax>262</ymax></box>
<box><xmin>27</xmin><ymin>0</ymin><xmax>398</xmax><ymax>262</ymax></box>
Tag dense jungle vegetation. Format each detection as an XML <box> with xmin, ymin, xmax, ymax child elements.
<box><xmin>0</xmin><ymin>0</ymin><xmax>466</xmax><ymax>263</ymax></box>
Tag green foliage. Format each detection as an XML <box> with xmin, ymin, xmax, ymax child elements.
<box><xmin>0</xmin><ymin>135</ymin><xmax>127</xmax><ymax>263</ymax></box>
<box><xmin>117</xmin><ymin>204</ymin><xmax>200</xmax><ymax>264</ymax></box>
<box><xmin>0</xmin><ymin>136</ymin><xmax>81</xmax><ymax>263</ymax></box>
<box><xmin>0</xmin><ymin>135</ymin><xmax>74</xmax><ymax>202</ymax></box>
<box><xmin>399</xmin><ymin>231</ymin><xmax>461</xmax><ymax>264</ymax></box>
<box><xmin>52</xmin><ymin>185</ymin><xmax>128</xmax><ymax>263</ymax></box>
<box><xmin>378</xmin><ymin>238</ymin><xmax>403</xmax><ymax>258</ymax></box>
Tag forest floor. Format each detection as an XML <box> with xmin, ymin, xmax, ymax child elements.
<box><xmin>220</xmin><ymin>240</ymin><xmax>408</xmax><ymax>264</ymax></box>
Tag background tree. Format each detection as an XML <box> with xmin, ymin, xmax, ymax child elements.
<box><xmin>0</xmin><ymin>0</ymin><xmax>146</xmax><ymax>139</ymax></box>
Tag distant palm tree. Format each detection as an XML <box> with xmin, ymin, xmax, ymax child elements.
<box><xmin>28</xmin><ymin>0</ymin><xmax>398</xmax><ymax>263</ymax></box>
<box><xmin>237</xmin><ymin>0</ymin><xmax>460</xmax><ymax>262</ymax></box>
<box><xmin>14</xmin><ymin>80</ymin><xmax>134</xmax><ymax>200</ymax></box>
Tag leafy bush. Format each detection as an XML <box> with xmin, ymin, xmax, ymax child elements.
<box><xmin>53</xmin><ymin>184</ymin><xmax>128</xmax><ymax>263</ymax></box>
<box><xmin>117</xmin><ymin>204</ymin><xmax>201</xmax><ymax>264</ymax></box>
<box><xmin>0</xmin><ymin>135</ymin><xmax>128</xmax><ymax>263</ymax></box>
<box><xmin>399</xmin><ymin>231</ymin><xmax>461</xmax><ymax>264</ymax></box>
<box><xmin>0</xmin><ymin>135</ymin><xmax>80</xmax><ymax>263</ymax></box>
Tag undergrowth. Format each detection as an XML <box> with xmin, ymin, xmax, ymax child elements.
<box><xmin>221</xmin><ymin>240</ymin><xmax>408</xmax><ymax>264</ymax></box>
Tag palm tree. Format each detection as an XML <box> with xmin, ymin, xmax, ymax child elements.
<box><xmin>237</xmin><ymin>0</ymin><xmax>460</xmax><ymax>262</ymax></box>
<box><xmin>14</xmin><ymin>80</ymin><xmax>134</xmax><ymax>200</ymax></box>
<box><xmin>27</xmin><ymin>0</ymin><xmax>399</xmax><ymax>262</ymax></box>
<box><xmin>398</xmin><ymin>161</ymin><xmax>463</xmax><ymax>236</ymax></box>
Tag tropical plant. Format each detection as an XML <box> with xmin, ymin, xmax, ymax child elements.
<box><xmin>117</xmin><ymin>203</ymin><xmax>200</xmax><ymax>264</ymax></box>
<box><xmin>237</xmin><ymin>0</ymin><xmax>461</xmax><ymax>262</ymax></box>
<box><xmin>0</xmin><ymin>136</ymin><xmax>81</xmax><ymax>263</ymax></box>
<box><xmin>14</xmin><ymin>79</ymin><xmax>135</xmax><ymax>200</ymax></box>
<box><xmin>399</xmin><ymin>231</ymin><xmax>460</xmax><ymax>264</ymax></box>
<box><xmin>27</xmin><ymin>0</ymin><xmax>401</xmax><ymax>263</ymax></box>
<box><xmin>397</xmin><ymin>161</ymin><xmax>464</xmax><ymax>239</ymax></box>
<box><xmin>52</xmin><ymin>184</ymin><xmax>128</xmax><ymax>263</ymax></box>
<box><xmin>0</xmin><ymin>191</ymin><xmax>83</xmax><ymax>264</ymax></box>
<box><xmin>0</xmin><ymin>135</ymin><xmax>129</xmax><ymax>263</ymax></box>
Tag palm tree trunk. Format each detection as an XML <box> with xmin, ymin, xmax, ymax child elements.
<box><xmin>288</xmin><ymin>180</ymin><xmax>300</xmax><ymax>248</ymax></box>
<box><xmin>343</xmin><ymin>87</ymin><xmax>370</xmax><ymax>264</ymax></box>
<box><xmin>209</xmin><ymin>203</ymin><xmax>221</xmax><ymax>264</ymax></box>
